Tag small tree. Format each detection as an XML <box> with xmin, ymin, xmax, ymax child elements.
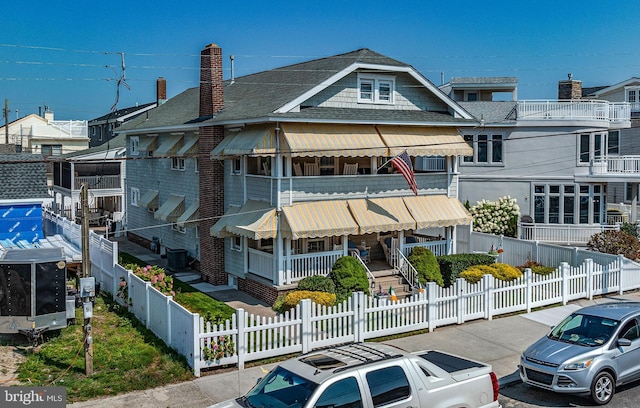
<box><xmin>408</xmin><ymin>247</ymin><xmax>444</xmax><ymax>287</ymax></box>
<box><xmin>328</xmin><ymin>256</ymin><xmax>370</xmax><ymax>303</ymax></box>
<box><xmin>587</xmin><ymin>230</ymin><xmax>640</xmax><ymax>261</ymax></box>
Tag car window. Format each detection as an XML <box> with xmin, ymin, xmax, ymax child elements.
<box><xmin>620</xmin><ymin>319</ymin><xmax>640</xmax><ymax>341</ymax></box>
<box><xmin>315</xmin><ymin>377</ymin><xmax>362</xmax><ymax>408</ymax></box>
<box><xmin>365</xmin><ymin>366</ymin><xmax>411</xmax><ymax>407</ymax></box>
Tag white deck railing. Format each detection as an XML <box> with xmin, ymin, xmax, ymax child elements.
<box><xmin>519</xmin><ymin>222</ymin><xmax>618</xmax><ymax>244</ymax></box>
<box><xmin>591</xmin><ymin>156</ymin><xmax>640</xmax><ymax>175</ymax></box>
<box><xmin>517</xmin><ymin>100</ymin><xmax>630</xmax><ymax>122</ymax></box>
<box><xmin>74</xmin><ymin>175</ymin><xmax>122</xmax><ymax>189</ymax></box>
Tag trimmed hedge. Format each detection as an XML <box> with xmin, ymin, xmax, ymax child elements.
<box><xmin>297</xmin><ymin>275</ymin><xmax>336</xmax><ymax>293</ymax></box>
<box><xmin>459</xmin><ymin>263</ymin><xmax>522</xmax><ymax>284</ymax></box>
<box><xmin>329</xmin><ymin>256</ymin><xmax>370</xmax><ymax>302</ymax></box>
<box><xmin>436</xmin><ymin>253</ymin><xmax>496</xmax><ymax>287</ymax></box>
<box><xmin>408</xmin><ymin>247</ymin><xmax>444</xmax><ymax>287</ymax></box>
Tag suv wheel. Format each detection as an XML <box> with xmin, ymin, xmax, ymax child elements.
<box><xmin>591</xmin><ymin>371</ymin><xmax>615</xmax><ymax>405</ymax></box>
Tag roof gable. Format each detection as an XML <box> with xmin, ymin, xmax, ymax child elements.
<box><xmin>587</xmin><ymin>77</ymin><xmax>640</xmax><ymax>96</ymax></box>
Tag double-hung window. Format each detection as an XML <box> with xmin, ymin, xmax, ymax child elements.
<box><xmin>130</xmin><ymin>136</ymin><xmax>140</xmax><ymax>156</ymax></box>
<box><xmin>172</xmin><ymin>157</ymin><xmax>185</xmax><ymax>171</ymax></box>
<box><xmin>578</xmin><ymin>133</ymin><xmax>604</xmax><ymax>164</ymax></box>
<box><xmin>358</xmin><ymin>74</ymin><xmax>395</xmax><ymax>104</ymax></box>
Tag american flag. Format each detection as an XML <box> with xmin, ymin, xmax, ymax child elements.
<box><xmin>391</xmin><ymin>151</ymin><xmax>418</xmax><ymax>195</ymax></box>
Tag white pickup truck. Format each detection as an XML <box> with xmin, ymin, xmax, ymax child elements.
<box><xmin>209</xmin><ymin>342</ymin><xmax>501</xmax><ymax>408</ymax></box>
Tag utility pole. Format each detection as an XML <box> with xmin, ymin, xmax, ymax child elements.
<box><xmin>80</xmin><ymin>184</ymin><xmax>94</xmax><ymax>376</ymax></box>
<box><xmin>4</xmin><ymin>99</ymin><xmax>8</xmax><ymax>144</ymax></box>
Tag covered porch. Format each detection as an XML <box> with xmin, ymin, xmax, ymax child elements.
<box><xmin>211</xmin><ymin>195</ymin><xmax>472</xmax><ymax>287</ymax></box>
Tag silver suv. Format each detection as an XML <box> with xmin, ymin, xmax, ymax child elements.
<box><xmin>520</xmin><ymin>302</ymin><xmax>640</xmax><ymax>405</ymax></box>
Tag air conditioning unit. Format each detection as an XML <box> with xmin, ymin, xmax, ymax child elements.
<box><xmin>166</xmin><ymin>249</ymin><xmax>188</xmax><ymax>271</ymax></box>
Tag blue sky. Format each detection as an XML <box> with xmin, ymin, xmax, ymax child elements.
<box><xmin>2</xmin><ymin>0</ymin><xmax>640</xmax><ymax>120</ymax></box>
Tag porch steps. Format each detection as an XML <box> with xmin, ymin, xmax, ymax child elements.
<box><xmin>369</xmin><ymin>268</ymin><xmax>413</xmax><ymax>299</ymax></box>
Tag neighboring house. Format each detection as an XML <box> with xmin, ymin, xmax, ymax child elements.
<box><xmin>117</xmin><ymin>44</ymin><xmax>478</xmax><ymax>303</ymax></box>
<box><xmin>442</xmin><ymin>76</ymin><xmax>632</xmax><ymax>243</ymax></box>
<box><xmin>579</xmin><ymin>77</ymin><xmax>640</xmax><ymax>222</ymax></box>
<box><xmin>49</xmin><ymin>133</ymin><xmax>127</xmax><ymax>233</ymax></box>
<box><xmin>0</xmin><ymin>109</ymin><xmax>89</xmax><ymax>186</ymax></box>
<box><xmin>87</xmin><ymin>77</ymin><xmax>167</xmax><ymax>147</ymax></box>
<box><xmin>0</xmin><ymin>154</ymin><xmax>52</xmax><ymax>244</ymax></box>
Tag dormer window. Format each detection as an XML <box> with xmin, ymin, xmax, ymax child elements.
<box><xmin>358</xmin><ymin>74</ymin><xmax>395</xmax><ymax>104</ymax></box>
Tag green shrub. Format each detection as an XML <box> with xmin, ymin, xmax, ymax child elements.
<box><xmin>280</xmin><ymin>290</ymin><xmax>336</xmax><ymax>312</ymax></box>
<box><xmin>272</xmin><ymin>294</ymin><xmax>287</xmax><ymax>314</ymax></box>
<box><xmin>459</xmin><ymin>263</ymin><xmax>522</xmax><ymax>284</ymax></box>
<box><xmin>516</xmin><ymin>260</ymin><xmax>555</xmax><ymax>275</ymax></box>
<box><xmin>329</xmin><ymin>256</ymin><xmax>370</xmax><ymax>303</ymax></box>
<box><xmin>587</xmin><ymin>230</ymin><xmax>640</xmax><ymax>261</ymax></box>
<box><xmin>620</xmin><ymin>222</ymin><xmax>640</xmax><ymax>239</ymax></box>
<box><xmin>297</xmin><ymin>275</ymin><xmax>336</xmax><ymax>293</ymax></box>
<box><xmin>437</xmin><ymin>253</ymin><xmax>496</xmax><ymax>287</ymax></box>
<box><xmin>408</xmin><ymin>247</ymin><xmax>444</xmax><ymax>287</ymax></box>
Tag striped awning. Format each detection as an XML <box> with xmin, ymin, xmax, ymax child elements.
<box><xmin>281</xmin><ymin>200</ymin><xmax>359</xmax><ymax>240</ymax></box>
<box><xmin>347</xmin><ymin>197</ymin><xmax>416</xmax><ymax>234</ymax></box>
<box><xmin>154</xmin><ymin>194</ymin><xmax>185</xmax><ymax>222</ymax></box>
<box><xmin>211</xmin><ymin>200</ymin><xmax>278</xmax><ymax>240</ymax></box>
<box><xmin>210</xmin><ymin>125</ymin><xmax>275</xmax><ymax>159</ymax></box>
<box><xmin>403</xmin><ymin>195</ymin><xmax>472</xmax><ymax>229</ymax></box>
<box><xmin>377</xmin><ymin>125</ymin><xmax>473</xmax><ymax>157</ymax></box>
<box><xmin>177</xmin><ymin>134</ymin><xmax>198</xmax><ymax>157</ymax></box>
<box><xmin>281</xmin><ymin>123</ymin><xmax>389</xmax><ymax>157</ymax></box>
<box><xmin>138</xmin><ymin>190</ymin><xmax>158</xmax><ymax>211</ymax></box>
<box><xmin>176</xmin><ymin>199</ymin><xmax>198</xmax><ymax>227</ymax></box>
<box><xmin>210</xmin><ymin>206</ymin><xmax>240</xmax><ymax>237</ymax></box>
<box><xmin>154</xmin><ymin>134</ymin><xmax>183</xmax><ymax>157</ymax></box>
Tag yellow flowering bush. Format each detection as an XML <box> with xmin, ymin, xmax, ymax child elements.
<box><xmin>460</xmin><ymin>263</ymin><xmax>523</xmax><ymax>284</ymax></box>
<box><xmin>282</xmin><ymin>290</ymin><xmax>336</xmax><ymax>312</ymax></box>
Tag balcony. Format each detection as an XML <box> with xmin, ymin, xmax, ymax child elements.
<box><xmin>517</xmin><ymin>100</ymin><xmax>630</xmax><ymax>125</ymax></box>
<box><xmin>519</xmin><ymin>222</ymin><xmax>618</xmax><ymax>245</ymax></box>
<box><xmin>590</xmin><ymin>156</ymin><xmax>640</xmax><ymax>176</ymax></box>
<box><xmin>73</xmin><ymin>175</ymin><xmax>122</xmax><ymax>190</ymax></box>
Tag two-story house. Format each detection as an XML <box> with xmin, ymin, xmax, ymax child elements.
<box><xmin>442</xmin><ymin>76</ymin><xmax>632</xmax><ymax>244</ymax></box>
<box><xmin>117</xmin><ymin>44</ymin><xmax>478</xmax><ymax>303</ymax></box>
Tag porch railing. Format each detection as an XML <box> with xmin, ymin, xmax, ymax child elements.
<box><xmin>396</xmin><ymin>249</ymin><xmax>419</xmax><ymax>289</ymax></box>
<box><xmin>248</xmin><ymin>248</ymin><xmax>273</xmax><ymax>280</ymax></box>
<box><xmin>288</xmin><ymin>250</ymin><xmax>342</xmax><ymax>284</ymax></box>
<box><xmin>517</xmin><ymin>100</ymin><xmax>630</xmax><ymax>122</ymax></box>
<box><xmin>403</xmin><ymin>239</ymin><xmax>449</xmax><ymax>257</ymax></box>
<box><xmin>519</xmin><ymin>223</ymin><xmax>619</xmax><ymax>245</ymax></box>
<box><xmin>591</xmin><ymin>156</ymin><xmax>640</xmax><ymax>175</ymax></box>
<box><xmin>74</xmin><ymin>175</ymin><xmax>121</xmax><ymax>189</ymax></box>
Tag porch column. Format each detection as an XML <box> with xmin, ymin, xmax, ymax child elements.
<box><xmin>632</xmin><ymin>183</ymin><xmax>638</xmax><ymax>223</ymax></box>
<box><xmin>341</xmin><ymin>235</ymin><xmax>348</xmax><ymax>256</ymax></box>
<box><xmin>448</xmin><ymin>226</ymin><xmax>455</xmax><ymax>255</ymax></box>
<box><xmin>398</xmin><ymin>230</ymin><xmax>405</xmax><ymax>259</ymax></box>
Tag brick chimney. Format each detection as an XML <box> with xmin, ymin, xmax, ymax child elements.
<box><xmin>197</xmin><ymin>43</ymin><xmax>227</xmax><ymax>285</ymax></box>
<box><xmin>156</xmin><ymin>77</ymin><xmax>167</xmax><ymax>105</ymax></box>
<box><xmin>558</xmin><ymin>73</ymin><xmax>582</xmax><ymax>100</ymax></box>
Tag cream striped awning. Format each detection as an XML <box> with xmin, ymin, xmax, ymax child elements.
<box><xmin>377</xmin><ymin>125</ymin><xmax>473</xmax><ymax>157</ymax></box>
<box><xmin>403</xmin><ymin>195</ymin><xmax>472</xmax><ymax>229</ymax></box>
<box><xmin>210</xmin><ymin>125</ymin><xmax>275</xmax><ymax>159</ymax></box>
<box><xmin>211</xmin><ymin>200</ymin><xmax>278</xmax><ymax>240</ymax></box>
<box><xmin>347</xmin><ymin>197</ymin><xmax>416</xmax><ymax>234</ymax></box>
<box><xmin>281</xmin><ymin>200</ymin><xmax>359</xmax><ymax>240</ymax></box>
<box><xmin>281</xmin><ymin>123</ymin><xmax>389</xmax><ymax>157</ymax></box>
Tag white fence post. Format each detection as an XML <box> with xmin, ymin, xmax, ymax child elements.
<box><xmin>193</xmin><ymin>313</ymin><xmax>201</xmax><ymax>377</ymax></box>
<box><xmin>525</xmin><ymin>268</ymin><xmax>532</xmax><ymax>313</ymax></box>
<box><xmin>353</xmin><ymin>292</ymin><xmax>365</xmax><ymax>342</ymax></box>
<box><xmin>300</xmin><ymin>300</ymin><xmax>311</xmax><ymax>353</ymax></box>
<box><xmin>561</xmin><ymin>262</ymin><xmax>569</xmax><ymax>305</ymax></box>
<box><xmin>427</xmin><ymin>283</ymin><xmax>438</xmax><ymax>331</ymax></box>
<box><xmin>456</xmin><ymin>279</ymin><xmax>465</xmax><ymax>324</ymax></box>
<box><xmin>572</xmin><ymin>247</ymin><xmax>579</xmax><ymax>267</ymax></box>
<box><xmin>236</xmin><ymin>309</ymin><xmax>246</xmax><ymax>370</ymax></box>
<box><xmin>483</xmin><ymin>274</ymin><xmax>493</xmax><ymax>320</ymax></box>
<box><xmin>534</xmin><ymin>240</ymin><xmax>539</xmax><ymax>263</ymax></box>
<box><xmin>586</xmin><ymin>258</ymin><xmax>594</xmax><ymax>300</ymax></box>
<box><xmin>618</xmin><ymin>255</ymin><xmax>625</xmax><ymax>295</ymax></box>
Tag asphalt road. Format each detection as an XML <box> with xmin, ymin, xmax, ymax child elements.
<box><xmin>499</xmin><ymin>380</ymin><xmax>640</xmax><ymax>407</ymax></box>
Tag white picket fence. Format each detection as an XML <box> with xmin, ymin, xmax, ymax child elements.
<box><xmin>42</xmin><ymin>211</ymin><xmax>640</xmax><ymax>377</ymax></box>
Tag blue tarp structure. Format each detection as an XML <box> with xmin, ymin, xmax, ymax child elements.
<box><xmin>0</xmin><ymin>204</ymin><xmax>43</xmax><ymax>244</ymax></box>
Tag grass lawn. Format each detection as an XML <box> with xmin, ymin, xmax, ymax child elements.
<box><xmin>17</xmin><ymin>295</ymin><xmax>194</xmax><ymax>403</ymax></box>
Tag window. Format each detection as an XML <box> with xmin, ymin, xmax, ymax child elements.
<box><xmin>533</xmin><ymin>184</ymin><xmax>605</xmax><ymax>225</ymax></box>
<box><xmin>232</xmin><ymin>158</ymin><xmax>242</xmax><ymax>175</ymax></box>
<box><xmin>620</xmin><ymin>319</ymin><xmax>640</xmax><ymax>341</ymax></box>
<box><xmin>131</xmin><ymin>136</ymin><xmax>140</xmax><ymax>156</ymax></box>
<box><xmin>231</xmin><ymin>236</ymin><xmax>242</xmax><ymax>252</ymax></box>
<box><xmin>365</xmin><ymin>366</ymin><xmax>410</xmax><ymax>407</ymax></box>
<box><xmin>131</xmin><ymin>188</ymin><xmax>140</xmax><ymax>207</ymax></box>
<box><xmin>466</xmin><ymin>91</ymin><xmax>478</xmax><ymax>102</ymax></box>
<box><xmin>315</xmin><ymin>377</ymin><xmax>362</xmax><ymax>408</ymax></box>
<box><xmin>41</xmin><ymin>144</ymin><xmax>62</xmax><ymax>156</ymax></box>
<box><xmin>357</xmin><ymin>74</ymin><xmax>395</xmax><ymax>104</ymax></box>
<box><xmin>171</xmin><ymin>223</ymin><xmax>186</xmax><ymax>234</ymax></box>
<box><xmin>195</xmin><ymin>158</ymin><xmax>199</xmax><ymax>173</ymax></box>
<box><xmin>608</xmin><ymin>131</ymin><xmax>620</xmax><ymax>156</ymax></box>
<box><xmin>579</xmin><ymin>133</ymin><xmax>605</xmax><ymax>164</ymax></box>
<box><xmin>172</xmin><ymin>157</ymin><xmax>185</xmax><ymax>171</ymax></box>
<box><xmin>462</xmin><ymin>134</ymin><xmax>504</xmax><ymax>165</ymax></box>
<box><xmin>626</xmin><ymin>86</ymin><xmax>640</xmax><ymax>110</ymax></box>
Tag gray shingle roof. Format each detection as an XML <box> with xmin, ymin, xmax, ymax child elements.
<box><xmin>450</xmin><ymin>77</ymin><xmax>518</xmax><ymax>85</ymax></box>
<box><xmin>457</xmin><ymin>101</ymin><xmax>517</xmax><ymax>124</ymax></box>
<box><xmin>272</xmin><ymin>106</ymin><xmax>474</xmax><ymax>124</ymax></box>
<box><xmin>0</xmin><ymin>154</ymin><xmax>49</xmax><ymax>200</ymax></box>
<box><xmin>88</xmin><ymin>102</ymin><xmax>156</xmax><ymax>123</ymax></box>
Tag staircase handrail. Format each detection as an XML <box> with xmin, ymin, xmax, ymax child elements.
<box><xmin>395</xmin><ymin>248</ymin><xmax>420</xmax><ymax>289</ymax></box>
<box><xmin>350</xmin><ymin>251</ymin><xmax>376</xmax><ymax>289</ymax></box>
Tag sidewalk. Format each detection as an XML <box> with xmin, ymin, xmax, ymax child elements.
<box><xmin>68</xmin><ymin>247</ymin><xmax>640</xmax><ymax>408</ymax></box>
